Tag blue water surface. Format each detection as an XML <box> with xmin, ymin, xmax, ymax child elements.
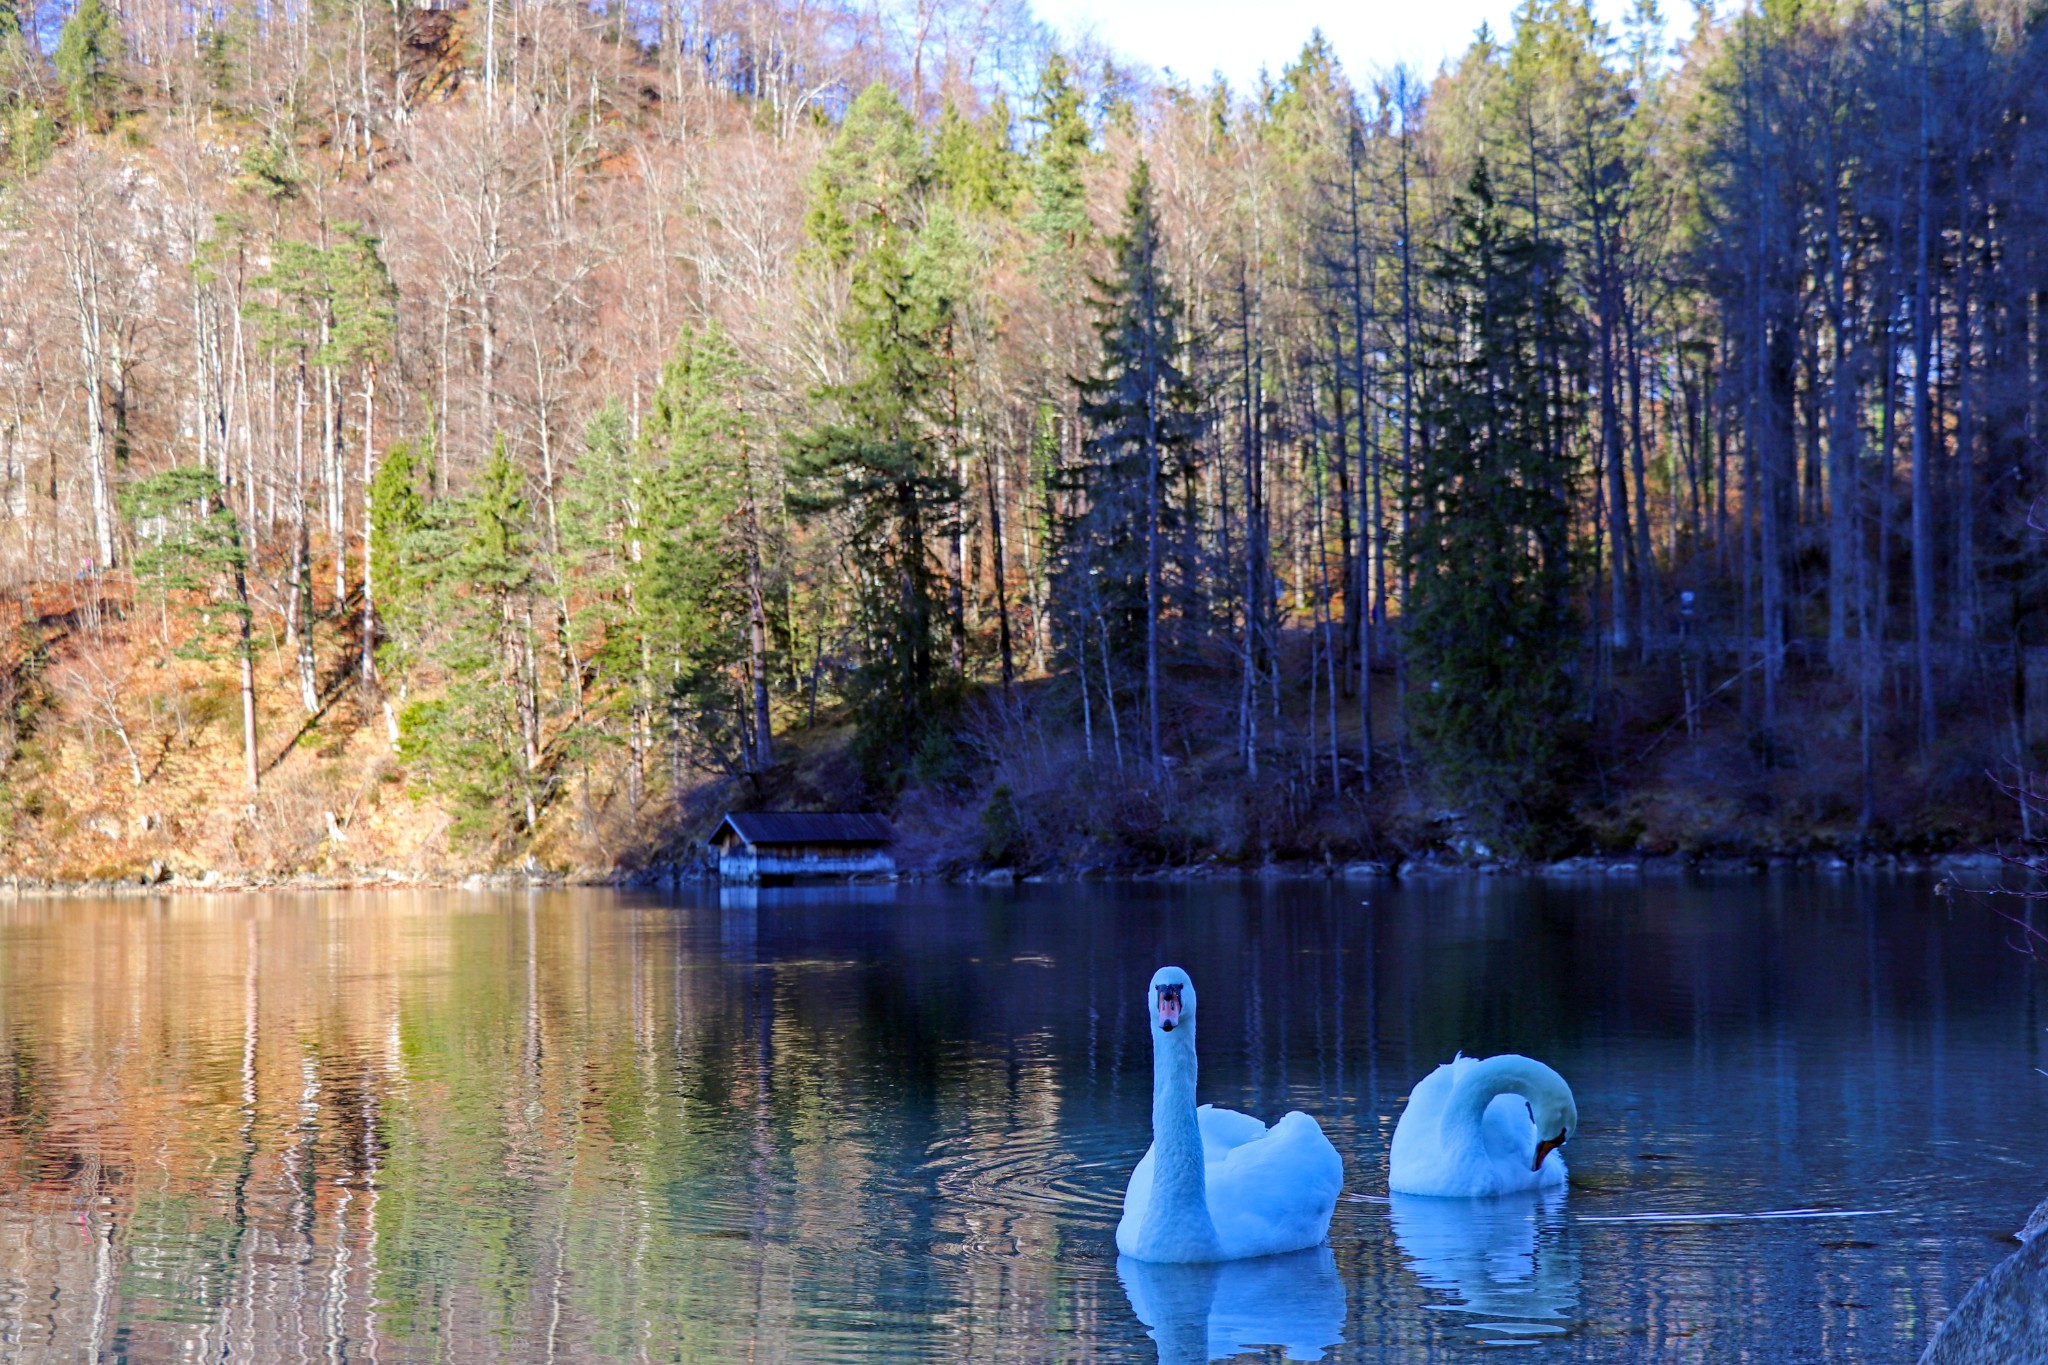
<box><xmin>0</xmin><ymin>874</ymin><xmax>2040</xmax><ymax>1362</ymax></box>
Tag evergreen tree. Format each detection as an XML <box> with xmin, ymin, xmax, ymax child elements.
<box><xmin>398</xmin><ymin>436</ymin><xmax>541</xmax><ymax>842</ymax></box>
<box><xmin>323</xmin><ymin>224</ymin><xmax>396</xmax><ymax>680</ymax></box>
<box><xmin>559</xmin><ymin>401</ymin><xmax>640</xmax><ymax>698</ymax></box>
<box><xmin>0</xmin><ymin>7</ymin><xmax>54</xmax><ymax>185</ymax></box>
<box><xmin>319</xmin><ymin>225</ymin><xmax>395</xmax><ymax>373</ymax></box>
<box><xmin>789</xmin><ymin>233</ymin><xmax>964</xmax><ymax>783</ymax></box>
<box><xmin>789</xmin><ymin>81</ymin><xmax>968</xmax><ymax>784</ymax></box>
<box><xmin>639</xmin><ymin>322</ymin><xmax>775</xmax><ymax>777</ymax></box>
<box><xmin>125</xmin><ymin>466</ymin><xmax>250</xmax><ymax>659</ymax></box>
<box><xmin>54</xmin><ymin>0</ymin><xmax>119</xmax><ymax>126</ymax></box>
<box><xmin>1404</xmin><ymin>161</ymin><xmax>1584</xmax><ymax>851</ymax></box>
<box><xmin>1058</xmin><ymin>158</ymin><xmax>1202</xmax><ymax>770</ymax></box>
<box><xmin>1025</xmin><ymin>54</ymin><xmax>1093</xmax><ymax>252</ymax></box>
<box><xmin>804</xmin><ymin>83</ymin><xmax>930</xmax><ymax>267</ymax></box>
<box><xmin>933</xmin><ymin>95</ymin><xmax>1019</xmax><ymax>217</ymax></box>
<box><xmin>367</xmin><ymin>437</ymin><xmax>432</xmax><ymax>681</ymax></box>
<box><xmin>121</xmin><ymin>466</ymin><xmax>260</xmax><ymax>791</ymax></box>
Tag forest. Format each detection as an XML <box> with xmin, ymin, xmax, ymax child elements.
<box><xmin>0</xmin><ymin>0</ymin><xmax>2041</xmax><ymax>880</ymax></box>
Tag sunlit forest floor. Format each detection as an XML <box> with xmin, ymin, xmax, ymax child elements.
<box><xmin>0</xmin><ymin>593</ymin><xmax>2016</xmax><ymax>887</ymax></box>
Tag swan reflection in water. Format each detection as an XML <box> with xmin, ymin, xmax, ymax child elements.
<box><xmin>1390</xmin><ymin>1187</ymin><xmax>1579</xmax><ymax>1346</ymax></box>
<box><xmin>1118</xmin><ymin>1245</ymin><xmax>1347</xmax><ymax>1364</ymax></box>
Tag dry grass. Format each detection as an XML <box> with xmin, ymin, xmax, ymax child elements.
<box><xmin>0</xmin><ymin>606</ymin><xmax>2022</xmax><ymax>882</ymax></box>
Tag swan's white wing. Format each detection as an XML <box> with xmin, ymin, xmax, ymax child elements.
<box><xmin>1206</xmin><ymin>1111</ymin><xmax>1344</xmax><ymax>1259</ymax></box>
<box><xmin>1389</xmin><ymin>1058</ymin><xmax>1465</xmax><ymax>1192</ymax></box>
<box><xmin>1116</xmin><ymin>1143</ymin><xmax>1158</xmax><ymax>1255</ymax></box>
<box><xmin>1197</xmin><ymin>1104</ymin><xmax>1268</xmax><ymax>1160</ymax></box>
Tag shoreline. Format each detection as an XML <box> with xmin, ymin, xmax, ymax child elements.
<box><xmin>0</xmin><ymin>849</ymin><xmax>2018</xmax><ymax>898</ymax></box>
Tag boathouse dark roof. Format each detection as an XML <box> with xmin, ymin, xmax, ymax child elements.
<box><xmin>713</xmin><ymin>812</ymin><xmax>895</xmax><ymax>846</ymax></box>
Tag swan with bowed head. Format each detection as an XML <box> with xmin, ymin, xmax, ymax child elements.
<box><xmin>1116</xmin><ymin>967</ymin><xmax>1345</xmax><ymax>1263</ymax></box>
<box><xmin>1389</xmin><ymin>1053</ymin><xmax>1577</xmax><ymax>1198</ymax></box>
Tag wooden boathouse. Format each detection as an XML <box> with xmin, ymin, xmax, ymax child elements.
<box><xmin>711</xmin><ymin>812</ymin><xmax>897</xmax><ymax>883</ymax></box>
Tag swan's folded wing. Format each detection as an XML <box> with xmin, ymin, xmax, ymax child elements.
<box><xmin>1197</xmin><ymin>1104</ymin><xmax>1269</xmax><ymax>1160</ymax></box>
<box><xmin>1207</xmin><ymin>1112</ymin><xmax>1345</xmax><ymax>1259</ymax></box>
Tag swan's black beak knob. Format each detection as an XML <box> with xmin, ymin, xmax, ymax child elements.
<box><xmin>1156</xmin><ymin>983</ymin><xmax>1183</xmax><ymax>1031</ymax></box>
<box><xmin>1532</xmin><ymin>1130</ymin><xmax>1568</xmax><ymax>1172</ymax></box>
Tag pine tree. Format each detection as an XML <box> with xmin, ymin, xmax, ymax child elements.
<box><xmin>933</xmin><ymin>95</ymin><xmax>1019</xmax><ymax>217</ymax></box>
<box><xmin>367</xmin><ymin>437</ymin><xmax>431</xmax><ymax>679</ymax></box>
<box><xmin>245</xmin><ymin>235</ymin><xmax>332</xmax><ymax>712</ymax></box>
<box><xmin>122</xmin><ymin>466</ymin><xmax>260</xmax><ymax>792</ymax></box>
<box><xmin>639</xmin><ymin>323</ymin><xmax>775</xmax><ymax>777</ymax></box>
<box><xmin>397</xmin><ymin>436</ymin><xmax>541</xmax><ymax>842</ymax></box>
<box><xmin>321</xmin><ymin>224</ymin><xmax>397</xmax><ymax>680</ymax></box>
<box><xmin>1404</xmin><ymin>160</ymin><xmax>1584</xmax><ymax>852</ymax></box>
<box><xmin>788</xmin><ymin>233</ymin><xmax>964</xmax><ymax>783</ymax></box>
<box><xmin>804</xmin><ymin>83</ymin><xmax>930</xmax><ymax>267</ymax></box>
<box><xmin>1025</xmin><ymin>54</ymin><xmax>1093</xmax><ymax>253</ymax></box>
<box><xmin>790</xmin><ymin>83</ymin><xmax>966</xmax><ymax>784</ymax></box>
<box><xmin>1058</xmin><ymin>158</ymin><xmax>1202</xmax><ymax>770</ymax></box>
<box><xmin>559</xmin><ymin>401</ymin><xmax>640</xmax><ymax>703</ymax></box>
<box><xmin>54</xmin><ymin>0</ymin><xmax>119</xmax><ymax>127</ymax></box>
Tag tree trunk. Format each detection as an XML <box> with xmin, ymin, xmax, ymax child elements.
<box><xmin>987</xmin><ymin>442</ymin><xmax>1015</xmax><ymax>693</ymax></box>
<box><xmin>1911</xmin><ymin>0</ymin><xmax>1939</xmax><ymax>749</ymax></box>
<box><xmin>360</xmin><ymin>366</ymin><xmax>378</xmax><ymax>683</ymax></box>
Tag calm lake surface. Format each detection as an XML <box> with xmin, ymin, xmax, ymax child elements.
<box><xmin>1</xmin><ymin>875</ymin><xmax>2042</xmax><ymax>1363</ymax></box>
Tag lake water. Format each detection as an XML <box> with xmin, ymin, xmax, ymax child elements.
<box><xmin>0</xmin><ymin>875</ymin><xmax>2042</xmax><ymax>1363</ymax></box>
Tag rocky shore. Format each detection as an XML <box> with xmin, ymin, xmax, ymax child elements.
<box><xmin>0</xmin><ymin>848</ymin><xmax>2020</xmax><ymax>897</ymax></box>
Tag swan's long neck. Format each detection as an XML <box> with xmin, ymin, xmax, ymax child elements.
<box><xmin>1145</xmin><ymin>1020</ymin><xmax>1217</xmax><ymax>1245</ymax></box>
<box><xmin>1447</xmin><ymin>1055</ymin><xmax>1562</xmax><ymax>1143</ymax></box>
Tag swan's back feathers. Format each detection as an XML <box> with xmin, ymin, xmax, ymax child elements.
<box><xmin>1197</xmin><ymin>1104</ymin><xmax>1269</xmax><ymax>1160</ymax></box>
<box><xmin>1206</xmin><ymin>1112</ymin><xmax>1344</xmax><ymax>1260</ymax></box>
<box><xmin>1119</xmin><ymin>1111</ymin><xmax>1344</xmax><ymax>1261</ymax></box>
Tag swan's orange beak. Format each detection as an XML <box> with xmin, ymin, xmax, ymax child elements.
<box><xmin>1156</xmin><ymin>983</ymin><xmax>1183</xmax><ymax>1032</ymax></box>
<box><xmin>1532</xmin><ymin>1131</ymin><xmax>1567</xmax><ymax>1172</ymax></box>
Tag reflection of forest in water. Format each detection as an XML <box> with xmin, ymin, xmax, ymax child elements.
<box><xmin>0</xmin><ymin>878</ymin><xmax>2042</xmax><ymax>1362</ymax></box>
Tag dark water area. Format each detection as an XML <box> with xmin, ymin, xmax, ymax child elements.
<box><xmin>0</xmin><ymin>875</ymin><xmax>2042</xmax><ymax>1362</ymax></box>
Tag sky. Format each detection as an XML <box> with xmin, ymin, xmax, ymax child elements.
<box><xmin>1029</xmin><ymin>0</ymin><xmax>1626</xmax><ymax>92</ymax></box>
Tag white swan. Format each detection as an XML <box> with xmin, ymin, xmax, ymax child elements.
<box><xmin>1116</xmin><ymin>966</ymin><xmax>1344</xmax><ymax>1263</ymax></box>
<box><xmin>1388</xmin><ymin>1053</ymin><xmax>1577</xmax><ymax>1198</ymax></box>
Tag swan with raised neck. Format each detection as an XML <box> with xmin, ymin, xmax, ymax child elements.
<box><xmin>1389</xmin><ymin>1053</ymin><xmax>1578</xmax><ymax>1198</ymax></box>
<box><xmin>1131</xmin><ymin>968</ymin><xmax>1222</xmax><ymax>1260</ymax></box>
<box><xmin>1116</xmin><ymin>966</ymin><xmax>1344</xmax><ymax>1262</ymax></box>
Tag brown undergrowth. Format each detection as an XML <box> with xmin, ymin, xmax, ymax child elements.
<box><xmin>0</xmin><ymin>600</ymin><xmax>2021</xmax><ymax>884</ymax></box>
